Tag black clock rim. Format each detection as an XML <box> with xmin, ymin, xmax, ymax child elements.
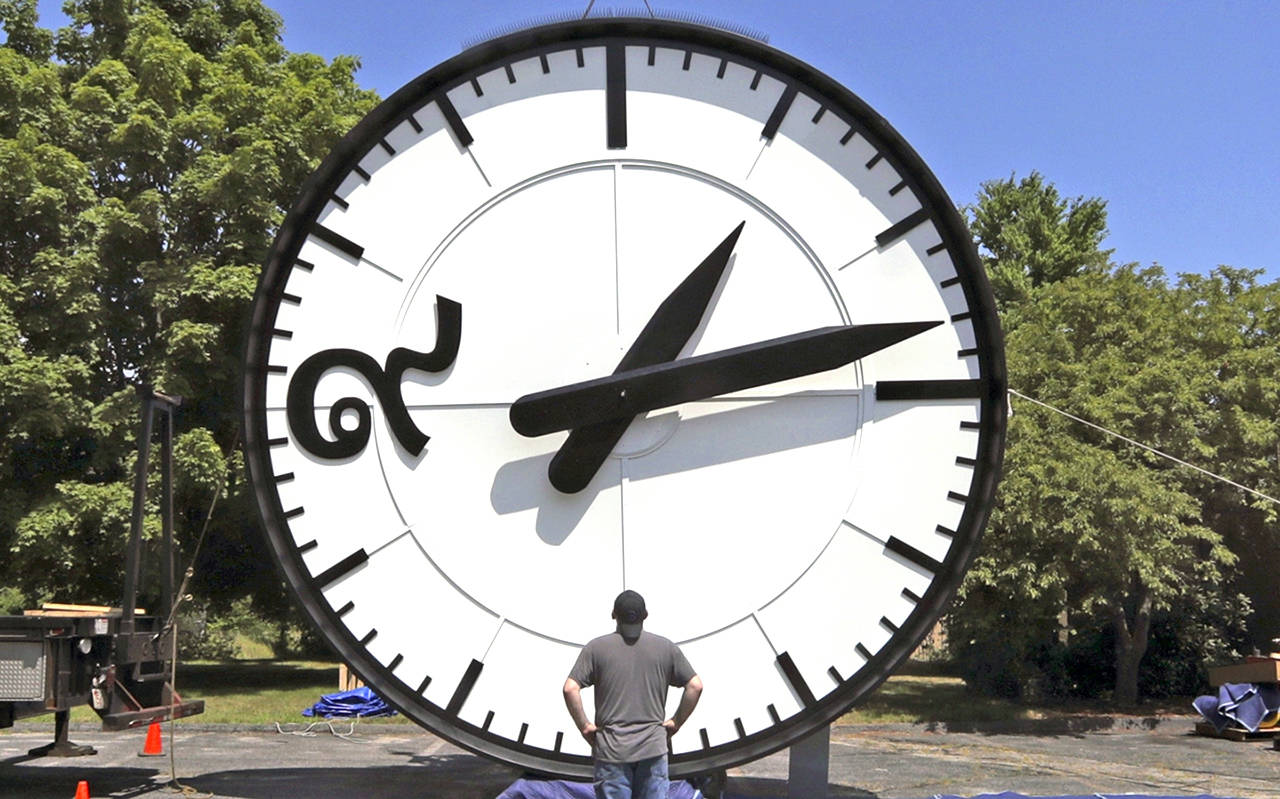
<box><xmin>242</xmin><ymin>16</ymin><xmax>1007</xmax><ymax>779</ymax></box>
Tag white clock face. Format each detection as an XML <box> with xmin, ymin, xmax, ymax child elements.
<box><xmin>244</xmin><ymin>19</ymin><xmax>1005</xmax><ymax>777</ymax></box>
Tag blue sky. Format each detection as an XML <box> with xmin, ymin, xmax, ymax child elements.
<box><xmin>34</xmin><ymin>0</ymin><xmax>1279</xmax><ymax>282</ymax></box>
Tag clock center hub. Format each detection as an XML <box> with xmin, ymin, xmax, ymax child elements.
<box><xmin>611</xmin><ymin>411</ymin><xmax>681</xmax><ymax>458</ymax></box>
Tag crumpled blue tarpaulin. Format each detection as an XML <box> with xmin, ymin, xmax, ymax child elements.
<box><xmin>301</xmin><ymin>685</ymin><xmax>397</xmax><ymax>718</ymax></box>
<box><xmin>496</xmin><ymin>779</ymin><xmax>701</xmax><ymax>798</ymax></box>
<box><xmin>1193</xmin><ymin>681</ymin><xmax>1280</xmax><ymax>732</ymax></box>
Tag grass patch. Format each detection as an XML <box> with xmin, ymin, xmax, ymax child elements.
<box><xmin>49</xmin><ymin>661</ymin><xmax>1191</xmax><ymax>729</ymax></box>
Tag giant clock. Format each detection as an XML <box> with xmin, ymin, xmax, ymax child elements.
<box><xmin>243</xmin><ymin>17</ymin><xmax>1005</xmax><ymax>777</ymax></box>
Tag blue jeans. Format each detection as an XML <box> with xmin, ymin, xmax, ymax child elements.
<box><xmin>594</xmin><ymin>753</ymin><xmax>668</xmax><ymax>799</ymax></box>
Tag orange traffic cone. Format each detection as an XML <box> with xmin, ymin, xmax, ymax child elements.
<box><xmin>74</xmin><ymin>780</ymin><xmax>90</xmax><ymax>799</ymax></box>
<box><xmin>138</xmin><ymin>720</ymin><xmax>163</xmax><ymax>757</ymax></box>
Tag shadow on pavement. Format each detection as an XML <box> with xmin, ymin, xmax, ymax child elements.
<box><xmin>185</xmin><ymin>754</ymin><xmax>521</xmax><ymax>799</ymax></box>
<box><xmin>0</xmin><ymin>760</ymin><xmax>161</xmax><ymax>799</ymax></box>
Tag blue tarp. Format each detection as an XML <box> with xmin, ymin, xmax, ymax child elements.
<box><xmin>301</xmin><ymin>685</ymin><xmax>397</xmax><ymax>718</ymax></box>
<box><xmin>496</xmin><ymin>779</ymin><xmax>701</xmax><ymax>798</ymax></box>
<box><xmin>1193</xmin><ymin>681</ymin><xmax>1280</xmax><ymax>732</ymax></box>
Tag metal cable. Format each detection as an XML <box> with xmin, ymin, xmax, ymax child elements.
<box><xmin>1008</xmin><ymin>388</ymin><xmax>1280</xmax><ymax>507</ymax></box>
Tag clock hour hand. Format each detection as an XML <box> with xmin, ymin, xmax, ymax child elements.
<box><xmin>547</xmin><ymin>222</ymin><xmax>744</xmax><ymax>493</ymax></box>
<box><xmin>511</xmin><ymin>321</ymin><xmax>941</xmax><ymax>437</ymax></box>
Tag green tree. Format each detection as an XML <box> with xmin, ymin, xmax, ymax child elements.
<box><xmin>0</xmin><ymin>0</ymin><xmax>376</xmax><ymax>623</ymax></box>
<box><xmin>966</xmin><ymin>171</ymin><xmax>1111</xmax><ymax>314</ymax></box>
<box><xmin>951</xmin><ymin>175</ymin><xmax>1257</xmax><ymax>705</ymax></box>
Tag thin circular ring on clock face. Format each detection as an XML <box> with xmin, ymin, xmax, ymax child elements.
<box><xmin>243</xmin><ymin>18</ymin><xmax>1006</xmax><ymax>778</ymax></box>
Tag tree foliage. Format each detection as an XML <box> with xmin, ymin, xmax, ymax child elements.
<box><xmin>950</xmin><ymin>175</ymin><xmax>1276</xmax><ymax>704</ymax></box>
<box><xmin>0</xmin><ymin>0</ymin><xmax>376</xmax><ymax>619</ymax></box>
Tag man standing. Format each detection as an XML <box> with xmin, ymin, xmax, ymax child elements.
<box><xmin>564</xmin><ymin>590</ymin><xmax>703</xmax><ymax>799</ymax></box>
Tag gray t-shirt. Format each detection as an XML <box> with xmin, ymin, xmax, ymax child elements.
<box><xmin>568</xmin><ymin>630</ymin><xmax>696</xmax><ymax>763</ymax></box>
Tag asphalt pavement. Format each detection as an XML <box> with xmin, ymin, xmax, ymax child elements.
<box><xmin>2</xmin><ymin>716</ymin><xmax>1278</xmax><ymax>799</ymax></box>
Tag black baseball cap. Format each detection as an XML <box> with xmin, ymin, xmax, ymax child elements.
<box><xmin>613</xmin><ymin>590</ymin><xmax>647</xmax><ymax>637</ymax></box>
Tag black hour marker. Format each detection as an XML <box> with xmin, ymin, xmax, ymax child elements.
<box><xmin>539</xmin><ymin>54</ymin><xmax>550</xmax><ymax>74</ymax></box>
<box><xmin>267</xmin><ymin>364</ymin><xmax>287</xmax><ymax>375</ymax></box>
<box><xmin>951</xmin><ymin>311</ymin><xmax>972</xmax><ymax>323</ymax></box>
<box><xmin>280</xmin><ymin>291</ymin><xmax>302</xmax><ymax>305</ymax></box>
<box><xmin>940</xmin><ymin>275</ymin><xmax>961</xmax><ymax>288</ymax></box>
<box><xmin>387</xmin><ymin>654</ymin><xmax>403</xmax><ymax>672</ymax></box>
<box><xmin>956</xmin><ymin>455</ymin><xmax>977</xmax><ymax>466</ymax></box>
<box><xmin>717</xmin><ymin>58</ymin><xmax>728</xmax><ymax>78</ymax></box>
<box><xmin>330</xmin><ymin>194</ymin><xmax>349</xmax><ymax>210</ymax></box>
<box><xmin>885</xmin><ymin>536</ymin><xmax>942</xmax><ymax>575</ymax></box>
<box><xmin>272</xmin><ymin>328</ymin><xmax>293</xmax><ymax>339</ymax></box>
<box><xmin>948</xmin><ymin>490</ymin><xmax>969</xmax><ymax>503</ymax></box>
<box><xmin>294</xmin><ymin>257</ymin><xmax>314</xmax><ymax>271</ymax></box>
<box><xmin>957</xmin><ymin>347</ymin><xmax>979</xmax><ymax>358</ymax></box>
<box><xmin>469</xmin><ymin>77</ymin><xmax>483</xmax><ymax>96</ymax></box>
<box><xmin>297</xmin><ymin>539</ymin><xmax>317</xmax><ymax>554</ymax></box>
<box><xmin>483</xmin><ymin>710</ymin><xmax>494</xmax><ymax>730</ymax></box>
<box><xmin>646</xmin><ymin>46</ymin><xmax>655</xmax><ymax>66</ymax></box>
<box><xmin>274</xmin><ymin>471</ymin><xmax>295</xmax><ymax>483</ymax></box>
<box><xmin>761</xmin><ymin>84</ymin><xmax>797</xmax><ymax>140</ymax></box>
<box><xmin>606</xmin><ymin>43</ymin><xmax>627</xmax><ymax>149</ymax></box>
<box><xmin>879</xmin><ymin>616</ymin><xmax>899</xmax><ymax>634</ymax></box>
<box><xmin>681</xmin><ymin>50</ymin><xmax>692</xmax><ymax>70</ymax></box>
<box><xmin>554</xmin><ymin>731</ymin><xmax>563</xmax><ymax>751</ymax></box>
<box><xmin>776</xmin><ymin>652</ymin><xmax>816</xmax><ymax>707</ymax></box>
<box><xmin>840</xmin><ymin>127</ymin><xmax>856</xmax><ymax>145</ymax></box>
<box><xmin>267</xmin><ymin>436</ymin><xmax>288</xmax><ymax>447</ymax></box>
<box><xmin>575</xmin><ymin>48</ymin><xmax>584</xmax><ymax>68</ymax></box>
<box><xmin>734</xmin><ymin>717</ymin><xmax>746</xmax><ymax>738</ymax></box>
<box><xmin>312</xmin><ymin>223</ymin><xmax>364</xmax><ymax>261</ymax></box>
<box><xmin>406</xmin><ymin>114</ymin><xmax>422</xmax><ymax>134</ymax></box>
<box><xmin>936</xmin><ymin>524</ymin><xmax>957</xmax><ymax>537</ymax></box>
<box><xmin>875</xmin><ymin>208</ymin><xmax>930</xmax><ymax>247</ymax></box>
<box><xmin>436</xmin><ymin>94</ymin><xmax>474</xmax><ymax>148</ymax></box>
<box><xmin>336</xmin><ymin>600</ymin><xmax>354</xmax><ymax>617</ymax></box>
<box><xmin>517</xmin><ymin>722</ymin><xmax>529</xmax><ymax>743</ymax></box>
<box><xmin>352</xmin><ymin>165</ymin><xmax>370</xmax><ymax>182</ymax></box>
<box><xmin>811</xmin><ymin>106</ymin><xmax>826</xmax><ymax>124</ymax></box>
<box><xmin>378</xmin><ymin>138</ymin><xmax>395</xmax><ymax>156</ymax></box>
<box><xmin>876</xmin><ymin>379</ymin><xmax>984</xmax><ymax>401</ymax></box>
<box><xmin>856</xmin><ymin>643</ymin><xmax>872</xmax><ymax>661</ymax></box>
<box><xmin>504</xmin><ymin>64</ymin><xmax>516</xmax><ymax>84</ymax></box>
<box><xmin>865</xmin><ymin>152</ymin><xmax>883</xmax><ymax>169</ymax></box>
<box><xmin>902</xmin><ymin>587</ymin><xmax>922</xmax><ymax>604</ymax></box>
<box><xmin>927</xmin><ymin>242</ymin><xmax>947</xmax><ymax>256</ymax></box>
<box><xmin>416</xmin><ymin>675</ymin><xmax>432</xmax><ymax>694</ymax></box>
<box><xmin>446</xmin><ymin>659</ymin><xmax>484</xmax><ymax>715</ymax></box>
<box><xmin>960</xmin><ymin>420</ymin><xmax>981</xmax><ymax>430</ymax></box>
<box><xmin>889</xmin><ymin>179</ymin><xmax>908</xmax><ymax>197</ymax></box>
<box><xmin>313</xmin><ymin>548</ymin><xmax>368</xmax><ymax>589</ymax></box>
<box><xmin>750</xmin><ymin>70</ymin><xmax>762</xmax><ymax>90</ymax></box>
<box><xmin>699</xmin><ymin>728</ymin><xmax>710</xmax><ymax>748</ymax></box>
<box><xmin>359</xmin><ymin>628</ymin><xmax>377</xmax><ymax>645</ymax></box>
<box><xmin>827</xmin><ymin>666</ymin><xmax>842</xmax><ymax>683</ymax></box>
<box><xmin>283</xmin><ymin>505</ymin><xmax>304</xmax><ymax>519</ymax></box>
<box><xmin>767</xmin><ymin>703</ymin><xmax>780</xmax><ymax>723</ymax></box>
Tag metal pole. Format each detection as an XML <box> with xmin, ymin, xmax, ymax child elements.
<box><xmin>160</xmin><ymin>404</ymin><xmax>174</xmax><ymax>621</ymax></box>
<box><xmin>121</xmin><ymin>393</ymin><xmax>154</xmax><ymax>634</ymax></box>
<box><xmin>787</xmin><ymin>723</ymin><xmax>830</xmax><ymax>799</ymax></box>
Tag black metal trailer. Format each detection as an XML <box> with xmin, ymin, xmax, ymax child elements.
<box><xmin>0</xmin><ymin>391</ymin><xmax>204</xmax><ymax>756</ymax></box>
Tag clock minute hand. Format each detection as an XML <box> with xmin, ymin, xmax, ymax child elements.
<box><xmin>511</xmin><ymin>321</ymin><xmax>942</xmax><ymax>437</ymax></box>
<box><xmin>547</xmin><ymin>222</ymin><xmax>744</xmax><ymax>493</ymax></box>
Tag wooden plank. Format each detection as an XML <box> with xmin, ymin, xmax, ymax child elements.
<box><xmin>1195</xmin><ymin>721</ymin><xmax>1280</xmax><ymax>742</ymax></box>
<box><xmin>1208</xmin><ymin>658</ymin><xmax>1280</xmax><ymax>686</ymax></box>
